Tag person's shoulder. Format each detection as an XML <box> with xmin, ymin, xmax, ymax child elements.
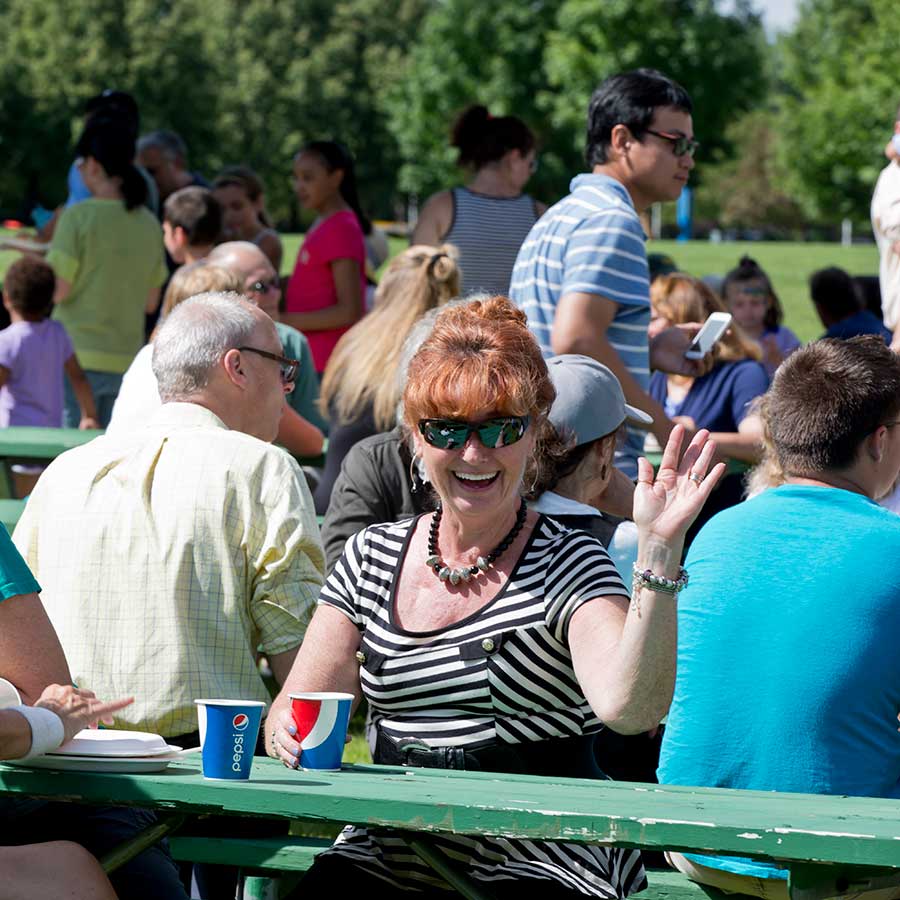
<box><xmin>356</xmin><ymin>515</ymin><xmax>417</xmax><ymax>555</ymax></box>
<box><xmin>532</xmin><ymin>513</ymin><xmax>609</xmax><ymax>560</ymax></box>
<box><xmin>274</xmin><ymin>321</ymin><xmax>311</xmax><ymax>355</ymax></box>
<box><xmin>0</xmin><ymin>321</ymin><xmax>26</xmax><ymax>342</ymax></box>
<box><xmin>729</xmin><ymin>358</ymin><xmax>769</xmax><ymax>381</ymax></box>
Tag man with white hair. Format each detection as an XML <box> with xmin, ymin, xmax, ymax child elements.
<box><xmin>14</xmin><ymin>293</ymin><xmax>324</xmax><ymax>744</ymax></box>
<box><xmin>208</xmin><ymin>240</ymin><xmax>328</xmax><ymax>434</ymax></box>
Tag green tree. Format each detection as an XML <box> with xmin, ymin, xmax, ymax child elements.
<box><xmin>387</xmin><ymin>0</ymin><xmax>768</xmax><ymax>204</ymax></box>
<box><xmin>775</xmin><ymin>0</ymin><xmax>899</xmax><ymax>222</ymax></box>
<box><xmin>384</xmin><ymin>0</ymin><xmax>570</xmax><ymax>202</ymax></box>
<box><xmin>542</xmin><ymin>0</ymin><xmax>768</xmax><ymax>164</ymax></box>
<box><xmin>694</xmin><ymin>110</ymin><xmax>805</xmax><ymax>235</ymax></box>
<box><xmin>0</xmin><ymin>0</ymin><xmax>429</xmax><ymax>222</ymax></box>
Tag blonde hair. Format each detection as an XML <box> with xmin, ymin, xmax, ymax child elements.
<box><xmin>651</xmin><ymin>273</ymin><xmax>762</xmax><ymax>363</ymax></box>
<box><xmin>743</xmin><ymin>395</ymin><xmax>783</xmax><ymax>499</ymax></box>
<box><xmin>320</xmin><ymin>244</ymin><xmax>460</xmax><ymax>429</ymax></box>
<box><xmin>159</xmin><ymin>260</ymin><xmax>243</xmax><ymax>321</ymax></box>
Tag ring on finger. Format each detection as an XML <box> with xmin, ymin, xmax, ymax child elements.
<box><xmin>689</xmin><ymin>472</ymin><xmax>703</xmax><ymax>485</ymax></box>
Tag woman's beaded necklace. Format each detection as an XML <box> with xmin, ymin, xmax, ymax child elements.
<box><xmin>425</xmin><ymin>498</ymin><xmax>528</xmax><ymax>585</ymax></box>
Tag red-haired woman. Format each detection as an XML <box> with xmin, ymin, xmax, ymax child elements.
<box><xmin>266</xmin><ymin>296</ymin><xmax>724</xmax><ymax>898</ymax></box>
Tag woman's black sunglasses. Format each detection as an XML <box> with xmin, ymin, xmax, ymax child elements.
<box><xmin>418</xmin><ymin>416</ymin><xmax>530</xmax><ymax>450</ymax></box>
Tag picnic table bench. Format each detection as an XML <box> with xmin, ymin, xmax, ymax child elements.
<box><xmin>2</xmin><ymin>757</ymin><xmax>899</xmax><ymax>900</ymax></box>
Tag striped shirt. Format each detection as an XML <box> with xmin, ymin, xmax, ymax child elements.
<box><xmin>510</xmin><ymin>174</ymin><xmax>651</xmax><ymax>478</ymax></box>
<box><xmin>443</xmin><ymin>187</ymin><xmax>540</xmax><ymax>296</ymax></box>
<box><xmin>318</xmin><ymin>514</ymin><xmax>646</xmax><ymax>897</ymax></box>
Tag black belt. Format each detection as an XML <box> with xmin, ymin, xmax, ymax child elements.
<box><xmin>374</xmin><ymin>729</ymin><xmax>609</xmax><ymax>779</ymax></box>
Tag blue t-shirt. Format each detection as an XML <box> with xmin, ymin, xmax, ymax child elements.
<box><xmin>824</xmin><ymin>310</ymin><xmax>891</xmax><ymax>344</ymax></box>
<box><xmin>649</xmin><ymin>359</ymin><xmax>768</xmax><ymax>432</ymax></box>
<box><xmin>0</xmin><ymin>524</ymin><xmax>40</xmax><ymax>600</ymax></box>
<box><xmin>510</xmin><ymin>174</ymin><xmax>650</xmax><ymax>479</ymax></box>
<box><xmin>658</xmin><ymin>485</ymin><xmax>900</xmax><ymax>878</ymax></box>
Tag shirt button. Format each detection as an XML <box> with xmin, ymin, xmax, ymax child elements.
<box><xmin>481</xmin><ymin>638</ymin><xmax>495</xmax><ymax>653</ymax></box>
<box><xmin>355</xmin><ymin>650</ymin><xmax>366</xmax><ymax>664</ymax></box>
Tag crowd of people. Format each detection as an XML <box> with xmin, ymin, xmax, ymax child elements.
<box><xmin>1</xmin><ymin>68</ymin><xmax>899</xmax><ymax>900</ymax></box>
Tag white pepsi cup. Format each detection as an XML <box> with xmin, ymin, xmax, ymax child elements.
<box><xmin>289</xmin><ymin>692</ymin><xmax>353</xmax><ymax>772</ymax></box>
<box><xmin>194</xmin><ymin>699</ymin><xmax>266</xmax><ymax>781</ymax></box>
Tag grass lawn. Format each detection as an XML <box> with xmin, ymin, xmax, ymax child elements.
<box><xmin>281</xmin><ymin>235</ymin><xmax>879</xmax><ymax>344</ymax></box>
<box><xmin>2</xmin><ymin>234</ymin><xmax>878</xmax><ymax>344</ymax></box>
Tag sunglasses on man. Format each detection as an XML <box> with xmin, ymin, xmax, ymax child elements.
<box><xmin>418</xmin><ymin>416</ymin><xmax>530</xmax><ymax>450</ymax></box>
<box><xmin>247</xmin><ymin>279</ymin><xmax>280</xmax><ymax>295</ymax></box>
<box><xmin>237</xmin><ymin>346</ymin><xmax>299</xmax><ymax>385</ymax></box>
<box><xmin>644</xmin><ymin>129</ymin><xmax>700</xmax><ymax>159</ymax></box>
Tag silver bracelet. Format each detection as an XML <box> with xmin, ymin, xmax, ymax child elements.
<box><xmin>9</xmin><ymin>705</ymin><xmax>66</xmax><ymax>759</ymax></box>
<box><xmin>631</xmin><ymin>562</ymin><xmax>689</xmax><ymax>595</ymax></box>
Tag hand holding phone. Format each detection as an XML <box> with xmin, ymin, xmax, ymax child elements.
<box><xmin>684</xmin><ymin>312</ymin><xmax>732</xmax><ymax>360</ymax></box>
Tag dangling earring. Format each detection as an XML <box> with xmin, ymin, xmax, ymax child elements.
<box><xmin>409</xmin><ymin>453</ymin><xmax>420</xmax><ymax>493</ymax></box>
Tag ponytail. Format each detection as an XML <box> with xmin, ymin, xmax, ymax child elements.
<box><xmin>121</xmin><ymin>164</ymin><xmax>148</xmax><ymax>211</ymax></box>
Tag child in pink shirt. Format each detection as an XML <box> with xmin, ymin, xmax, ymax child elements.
<box><xmin>283</xmin><ymin>141</ymin><xmax>368</xmax><ymax>374</ymax></box>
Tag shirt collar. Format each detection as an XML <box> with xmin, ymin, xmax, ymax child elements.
<box><xmin>148</xmin><ymin>402</ymin><xmax>230</xmax><ymax>431</ymax></box>
<box><xmin>569</xmin><ymin>172</ymin><xmax>636</xmax><ymax>210</ymax></box>
<box><xmin>533</xmin><ymin>491</ymin><xmax>604</xmax><ymax>518</ymax></box>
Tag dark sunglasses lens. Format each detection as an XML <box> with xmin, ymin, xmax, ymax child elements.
<box><xmin>420</xmin><ymin>421</ymin><xmax>469</xmax><ymax>449</ymax></box>
<box><xmin>478</xmin><ymin>418</ymin><xmax>526</xmax><ymax>448</ymax></box>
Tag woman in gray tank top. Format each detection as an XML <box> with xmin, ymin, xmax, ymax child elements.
<box><xmin>412</xmin><ymin>105</ymin><xmax>545</xmax><ymax>296</ymax></box>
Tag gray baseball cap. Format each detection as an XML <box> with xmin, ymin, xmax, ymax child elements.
<box><xmin>546</xmin><ymin>354</ymin><xmax>653</xmax><ymax>446</ymax></box>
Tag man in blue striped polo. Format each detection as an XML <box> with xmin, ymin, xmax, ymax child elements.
<box><xmin>510</xmin><ymin>68</ymin><xmax>699</xmax><ymax>478</ymax></box>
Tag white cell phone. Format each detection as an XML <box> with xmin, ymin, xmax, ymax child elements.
<box><xmin>684</xmin><ymin>312</ymin><xmax>732</xmax><ymax>359</ymax></box>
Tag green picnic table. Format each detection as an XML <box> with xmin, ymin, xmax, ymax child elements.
<box><xmin>0</xmin><ymin>427</ymin><xmax>103</xmax><ymax>498</ymax></box>
<box><xmin>1</xmin><ymin>757</ymin><xmax>899</xmax><ymax>900</ymax></box>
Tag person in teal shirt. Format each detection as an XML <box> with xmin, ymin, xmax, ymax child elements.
<box><xmin>0</xmin><ymin>524</ymin><xmax>188</xmax><ymax>899</ymax></box>
<box><xmin>659</xmin><ymin>336</ymin><xmax>900</xmax><ymax>897</ymax></box>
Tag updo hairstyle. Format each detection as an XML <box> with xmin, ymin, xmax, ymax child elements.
<box><xmin>451</xmin><ymin>105</ymin><xmax>535</xmax><ymax>169</ymax></box>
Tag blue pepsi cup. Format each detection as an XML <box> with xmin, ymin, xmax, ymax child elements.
<box><xmin>194</xmin><ymin>699</ymin><xmax>266</xmax><ymax>781</ymax></box>
<box><xmin>289</xmin><ymin>692</ymin><xmax>353</xmax><ymax>772</ymax></box>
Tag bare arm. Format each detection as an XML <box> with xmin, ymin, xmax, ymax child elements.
<box><xmin>145</xmin><ymin>286</ymin><xmax>161</xmax><ymax>315</ymax></box>
<box><xmin>0</xmin><ymin>592</ymin><xmax>71</xmax><ymax>705</ymax></box>
<box><xmin>552</xmin><ymin>291</ymin><xmax>673</xmax><ymax>445</ymax></box>
<box><xmin>265</xmin><ymin>605</ymin><xmax>362</xmax><ymax>766</ymax></box>
<box><xmin>0</xmin><ymin>365</ymin><xmax>8</xmax><ymax>389</ymax></box>
<box><xmin>570</xmin><ymin>428</ymin><xmax>725</xmax><ymax>734</ymax></box>
<box><xmin>62</xmin><ymin>355</ymin><xmax>99</xmax><ymax>429</ymax></box>
<box><xmin>281</xmin><ymin>258</ymin><xmax>362</xmax><ymax>332</ymax></box>
<box><xmin>708</xmin><ymin>413</ymin><xmax>764</xmax><ymax>464</ymax></box>
<box><xmin>53</xmin><ymin>277</ymin><xmax>72</xmax><ymax>305</ymax></box>
<box><xmin>276</xmin><ymin>405</ymin><xmax>325</xmax><ymax>457</ymax></box>
<box><xmin>411</xmin><ymin>191</ymin><xmax>452</xmax><ymax>246</ymax></box>
<box><xmin>268</xmin><ymin>646</ymin><xmax>301</xmax><ymax>688</ymax></box>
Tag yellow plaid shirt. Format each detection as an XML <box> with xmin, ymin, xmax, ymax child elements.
<box><xmin>14</xmin><ymin>403</ymin><xmax>325</xmax><ymax>737</ymax></box>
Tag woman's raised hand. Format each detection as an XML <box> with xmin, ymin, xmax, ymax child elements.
<box><xmin>633</xmin><ymin>424</ymin><xmax>726</xmax><ymax>543</ymax></box>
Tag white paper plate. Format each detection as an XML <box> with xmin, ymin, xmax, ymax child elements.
<box><xmin>5</xmin><ymin>748</ymin><xmax>183</xmax><ymax>774</ymax></box>
<box><xmin>48</xmin><ymin>729</ymin><xmax>172</xmax><ymax>758</ymax></box>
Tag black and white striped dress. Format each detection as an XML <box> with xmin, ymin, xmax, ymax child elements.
<box><xmin>318</xmin><ymin>514</ymin><xmax>647</xmax><ymax>897</ymax></box>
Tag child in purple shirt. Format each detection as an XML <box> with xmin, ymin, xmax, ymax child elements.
<box><xmin>0</xmin><ymin>257</ymin><xmax>97</xmax><ymax>429</ymax></box>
